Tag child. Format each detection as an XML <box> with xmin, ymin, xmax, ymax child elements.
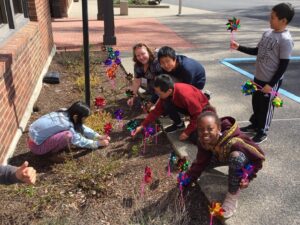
<box><xmin>127</xmin><ymin>43</ymin><xmax>162</xmax><ymax>111</ymax></box>
<box><xmin>132</xmin><ymin>74</ymin><xmax>210</xmax><ymax>143</ymax></box>
<box><xmin>28</xmin><ymin>101</ymin><xmax>110</xmax><ymax>157</ymax></box>
<box><xmin>157</xmin><ymin>46</ymin><xmax>206</xmax><ymax>90</ymax></box>
<box><xmin>185</xmin><ymin>111</ymin><xmax>265</xmax><ymax>218</ymax></box>
<box><xmin>0</xmin><ymin>161</ymin><xmax>36</xmax><ymax>185</ymax></box>
<box><xmin>231</xmin><ymin>3</ymin><xmax>294</xmax><ymax>144</ymax></box>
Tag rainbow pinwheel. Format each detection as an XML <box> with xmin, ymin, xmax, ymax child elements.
<box><xmin>226</xmin><ymin>17</ymin><xmax>240</xmax><ymax>32</ymax></box>
<box><xmin>126</xmin><ymin>120</ymin><xmax>139</xmax><ymax>132</ymax></box>
<box><xmin>177</xmin><ymin>158</ymin><xmax>190</xmax><ymax>172</ymax></box>
<box><xmin>209</xmin><ymin>202</ymin><xmax>224</xmax><ymax>225</ymax></box>
<box><xmin>241</xmin><ymin>80</ymin><xmax>257</xmax><ymax>95</ymax></box>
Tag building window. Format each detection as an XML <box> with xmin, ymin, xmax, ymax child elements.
<box><xmin>0</xmin><ymin>0</ymin><xmax>29</xmax><ymax>43</ymax></box>
<box><xmin>13</xmin><ymin>0</ymin><xmax>23</xmax><ymax>14</ymax></box>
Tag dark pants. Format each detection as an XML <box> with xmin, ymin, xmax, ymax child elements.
<box><xmin>250</xmin><ymin>78</ymin><xmax>282</xmax><ymax>134</ymax></box>
<box><xmin>163</xmin><ymin>99</ymin><xmax>199</xmax><ymax>144</ymax></box>
<box><xmin>206</xmin><ymin>151</ymin><xmax>248</xmax><ymax>194</ymax></box>
<box><xmin>163</xmin><ymin>98</ymin><xmax>188</xmax><ymax>125</ymax></box>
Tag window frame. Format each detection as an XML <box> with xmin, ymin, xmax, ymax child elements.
<box><xmin>0</xmin><ymin>0</ymin><xmax>29</xmax><ymax>45</ymax></box>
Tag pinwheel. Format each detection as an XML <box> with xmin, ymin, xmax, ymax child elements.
<box><xmin>104</xmin><ymin>122</ymin><xmax>112</xmax><ymax>136</ymax></box>
<box><xmin>226</xmin><ymin>17</ymin><xmax>240</xmax><ymax>32</ymax></box>
<box><xmin>241</xmin><ymin>80</ymin><xmax>257</xmax><ymax>96</ymax></box>
<box><xmin>209</xmin><ymin>202</ymin><xmax>224</xmax><ymax>225</ymax></box>
<box><xmin>94</xmin><ymin>97</ymin><xmax>106</xmax><ymax>110</ymax></box>
<box><xmin>177</xmin><ymin>158</ymin><xmax>190</xmax><ymax>172</ymax></box>
<box><xmin>141</xmin><ymin>166</ymin><xmax>153</xmax><ymax>197</ymax></box>
<box><xmin>126</xmin><ymin>120</ymin><xmax>139</xmax><ymax>133</ymax></box>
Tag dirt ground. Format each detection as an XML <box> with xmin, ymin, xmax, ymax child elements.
<box><xmin>0</xmin><ymin>49</ymin><xmax>222</xmax><ymax>225</ymax></box>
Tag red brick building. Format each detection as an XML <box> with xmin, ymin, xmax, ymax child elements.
<box><xmin>0</xmin><ymin>0</ymin><xmax>55</xmax><ymax>163</ymax></box>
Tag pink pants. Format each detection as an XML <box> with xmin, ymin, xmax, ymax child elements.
<box><xmin>28</xmin><ymin>131</ymin><xmax>73</xmax><ymax>155</ymax></box>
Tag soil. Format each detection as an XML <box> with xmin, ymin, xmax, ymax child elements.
<box><xmin>0</xmin><ymin>49</ymin><xmax>222</xmax><ymax>225</ymax></box>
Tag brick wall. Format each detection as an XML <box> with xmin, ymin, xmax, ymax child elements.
<box><xmin>0</xmin><ymin>0</ymin><xmax>54</xmax><ymax>163</ymax></box>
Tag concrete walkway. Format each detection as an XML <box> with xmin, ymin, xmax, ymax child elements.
<box><xmin>53</xmin><ymin>1</ymin><xmax>300</xmax><ymax>224</ymax></box>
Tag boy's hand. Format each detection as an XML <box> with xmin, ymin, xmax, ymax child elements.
<box><xmin>15</xmin><ymin>161</ymin><xmax>36</xmax><ymax>185</ymax></box>
<box><xmin>230</xmin><ymin>40</ymin><xmax>239</xmax><ymax>50</ymax></box>
<box><xmin>127</xmin><ymin>97</ymin><xmax>135</xmax><ymax>107</ymax></box>
<box><xmin>261</xmin><ymin>84</ymin><xmax>272</xmax><ymax>94</ymax></box>
<box><xmin>131</xmin><ymin>125</ymin><xmax>143</xmax><ymax>137</ymax></box>
<box><xmin>179</xmin><ymin>132</ymin><xmax>189</xmax><ymax>141</ymax></box>
<box><xmin>240</xmin><ymin>178</ymin><xmax>249</xmax><ymax>189</ymax></box>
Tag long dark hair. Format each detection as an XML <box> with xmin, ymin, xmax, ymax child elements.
<box><xmin>62</xmin><ymin>101</ymin><xmax>91</xmax><ymax>133</ymax></box>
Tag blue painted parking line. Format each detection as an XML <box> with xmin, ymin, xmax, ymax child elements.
<box><xmin>220</xmin><ymin>57</ymin><xmax>300</xmax><ymax>103</ymax></box>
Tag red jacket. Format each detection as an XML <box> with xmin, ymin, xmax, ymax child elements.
<box><xmin>187</xmin><ymin>117</ymin><xmax>265</xmax><ymax>182</ymax></box>
<box><xmin>141</xmin><ymin>83</ymin><xmax>209</xmax><ymax>135</ymax></box>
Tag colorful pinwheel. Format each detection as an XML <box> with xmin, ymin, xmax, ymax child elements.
<box><xmin>273</xmin><ymin>96</ymin><xmax>283</xmax><ymax>107</ymax></box>
<box><xmin>126</xmin><ymin>120</ymin><xmax>139</xmax><ymax>132</ymax></box>
<box><xmin>144</xmin><ymin>166</ymin><xmax>153</xmax><ymax>184</ymax></box>
<box><xmin>177</xmin><ymin>158</ymin><xmax>190</xmax><ymax>172</ymax></box>
<box><xmin>226</xmin><ymin>17</ymin><xmax>240</xmax><ymax>32</ymax></box>
<box><xmin>237</xmin><ymin>163</ymin><xmax>254</xmax><ymax>180</ymax></box>
<box><xmin>241</xmin><ymin>80</ymin><xmax>257</xmax><ymax>96</ymax></box>
<box><xmin>209</xmin><ymin>202</ymin><xmax>224</xmax><ymax>225</ymax></box>
<box><xmin>114</xmin><ymin>109</ymin><xmax>124</xmax><ymax>121</ymax></box>
<box><xmin>177</xmin><ymin>172</ymin><xmax>191</xmax><ymax>187</ymax></box>
<box><xmin>104</xmin><ymin>122</ymin><xmax>112</xmax><ymax>136</ymax></box>
<box><xmin>94</xmin><ymin>97</ymin><xmax>106</xmax><ymax>110</ymax></box>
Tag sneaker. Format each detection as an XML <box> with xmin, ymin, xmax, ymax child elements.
<box><xmin>252</xmin><ymin>132</ymin><xmax>267</xmax><ymax>144</ymax></box>
<box><xmin>240</xmin><ymin>124</ymin><xmax>256</xmax><ymax>133</ymax></box>
<box><xmin>164</xmin><ymin>122</ymin><xmax>185</xmax><ymax>133</ymax></box>
<box><xmin>203</xmin><ymin>90</ymin><xmax>212</xmax><ymax>100</ymax></box>
<box><xmin>222</xmin><ymin>191</ymin><xmax>239</xmax><ymax>219</ymax></box>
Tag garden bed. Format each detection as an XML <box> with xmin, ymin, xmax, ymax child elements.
<box><xmin>0</xmin><ymin>48</ymin><xmax>220</xmax><ymax>225</ymax></box>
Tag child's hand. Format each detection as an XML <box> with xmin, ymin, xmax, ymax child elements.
<box><xmin>261</xmin><ymin>84</ymin><xmax>272</xmax><ymax>94</ymax></box>
<box><xmin>230</xmin><ymin>40</ymin><xmax>239</xmax><ymax>50</ymax></box>
<box><xmin>240</xmin><ymin>178</ymin><xmax>249</xmax><ymax>189</ymax></box>
<box><xmin>99</xmin><ymin>135</ymin><xmax>111</xmax><ymax>141</ymax></box>
<box><xmin>127</xmin><ymin>97</ymin><xmax>135</xmax><ymax>106</ymax></box>
<box><xmin>131</xmin><ymin>126</ymin><xmax>143</xmax><ymax>137</ymax></box>
<box><xmin>15</xmin><ymin>161</ymin><xmax>36</xmax><ymax>185</ymax></box>
<box><xmin>99</xmin><ymin>139</ymin><xmax>109</xmax><ymax>146</ymax></box>
<box><xmin>179</xmin><ymin>132</ymin><xmax>189</xmax><ymax>141</ymax></box>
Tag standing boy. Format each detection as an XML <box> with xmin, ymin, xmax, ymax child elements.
<box><xmin>231</xmin><ymin>3</ymin><xmax>294</xmax><ymax>144</ymax></box>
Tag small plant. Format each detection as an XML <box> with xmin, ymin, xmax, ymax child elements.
<box><xmin>16</xmin><ymin>185</ymin><xmax>36</xmax><ymax>197</ymax></box>
<box><xmin>84</xmin><ymin>111</ymin><xmax>113</xmax><ymax>134</ymax></box>
<box><xmin>75</xmin><ymin>75</ymin><xmax>101</xmax><ymax>92</ymax></box>
<box><xmin>131</xmin><ymin>145</ymin><xmax>140</xmax><ymax>156</ymax></box>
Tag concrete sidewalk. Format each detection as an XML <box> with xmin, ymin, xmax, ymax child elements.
<box><xmin>54</xmin><ymin>1</ymin><xmax>300</xmax><ymax>224</ymax></box>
